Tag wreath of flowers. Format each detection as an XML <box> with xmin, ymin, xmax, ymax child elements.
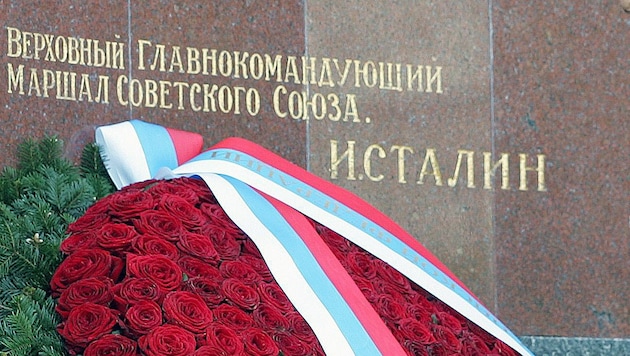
<box><xmin>51</xmin><ymin>177</ymin><xmax>517</xmax><ymax>355</ymax></box>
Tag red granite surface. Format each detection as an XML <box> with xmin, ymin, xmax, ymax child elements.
<box><xmin>1</xmin><ymin>0</ymin><xmax>628</xmax><ymax>340</ymax></box>
<box><xmin>305</xmin><ymin>0</ymin><xmax>498</xmax><ymax>307</ymax></box>
<box><xmin>0</xmin><ymin>0</ymin><xmax>306</xmax><ymax>167</ymax></box>
<box><xmin>492</xmin><ymin>0</ymin><xmax>629</xmax><ymax>337</ymax></box>
<box><xmin>0</xmin><ymin>1</ymin><xmax>129</xmax><ymax>165</ymax></box>
<box><xmin>128</xmin><ymin>1</ymin><xmax>307</xmax><ymax>165</ymax></box>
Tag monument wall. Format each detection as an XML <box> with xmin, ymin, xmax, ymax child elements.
<box><xmin>1</xmin><ymin>1</ymin><xmax>628</xmax><ymax>353</ymax></box>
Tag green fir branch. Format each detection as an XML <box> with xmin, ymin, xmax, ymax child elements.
<box><xmin>0</xmin><ymin>288</ymin><xmax>65</xmax><ymax>355</ymax></box>
<box><xmin>0</xmin><ymin>135</ymin><xmax>115</xmax><ymax>355</ymax></box>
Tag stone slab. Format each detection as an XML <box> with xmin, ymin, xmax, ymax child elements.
<box><xmin>492</xmin><ymin>0</ymin><xmax>629</xmax><ymax>337</ymax></box>
<box><xmin>0</xmin><ymin>0</ymin><xmax>307</xmax><ymax>167</ymax></box>
<box><xmin>520</xmin><ymin>336</ymin><xmax>630</xmax><ymax>356</ymax></box>
<box><xmin>305</xmin><ymin>0</ymin><xmax>497</xmax><ymax>306</ymax></box>
<box><xmin>0</xmin><ymin>0</ymin><xmax>628</xmax><ymax>343</ymax></box>
<box><xmin>0</xmin><ymin>1</ymin><xmax>130</xmax><ymax>164</ymax></box>
<box><xmin>128</xmin><ymin>1</ymin><xmax>307</xmax><ymax>166</ymax></box>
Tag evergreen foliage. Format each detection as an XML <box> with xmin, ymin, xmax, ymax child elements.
<box><xmin>0</xmin><ymin>136</ymin><xmax>114</xmax><ymax>355</ymax></box>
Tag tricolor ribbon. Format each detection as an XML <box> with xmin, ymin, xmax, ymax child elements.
<box><xmin>96</xmin><ymin>120</ymin><xmax>533</xmax><ymax>356</ymax></box>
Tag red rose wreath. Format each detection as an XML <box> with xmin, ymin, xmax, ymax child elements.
<box><xmin>51</xmin><ymin>176</ymin><xmax>518</xmax><ymax>355</ymax></box>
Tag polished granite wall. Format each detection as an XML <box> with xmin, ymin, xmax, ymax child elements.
<box><xmin>1</xmin><ymin>1</ymin><xmax>628</xmax><ymax>352</ymax></box>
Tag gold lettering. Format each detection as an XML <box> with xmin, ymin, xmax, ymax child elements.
<box><xmin>390</xmin><ymin>145</ymin><xmax>414</xmax><ymax>183</ymax></box>
<box><xmin>187</xmin><ymin>47</ymin><xmax>201</xmax><ymax>74</ymax></box>
<box><xmin>417</xmin><ymin>148</ymin><xmax>443</xmax><ymax>186</ymax></box>
<box><xmin>363</xmin><ymin>144</ymin><xmax>386</xmax><ymax>182</ymax></box>
<box><xmin>7</xmin><ymin>63</ymin><xmax>24</xmax><ymax>94</ymax></box>
<box><xmin>448</xmin><ymin>150</ymin><xmax>476</xmax><ymax>188</ymax></box>
<box><xmin>27</xmin><ymin>68</ymin><xmax>41</xmax><ymax>97</ymax></box>
<box><xmin>273</xmin><ymin>85</ymin><xmax>288</xmax><ymax>118</ymax></box>
<box><xmin>137</xmin><ymin>40</ymin><xmax>151</xmax><ymax>70</ymax></box>
<box><xmin>77</xmin><ymin>73</ymin><xmax>93</xmax><ymax>102</ymax></box>
<box><xmin>217</xmin><ymin>50</ymin><xmax>232</xmax><ymax>77</ymax></box>
<box><xmin>95</xmin><ymin>75</ymin><xmax>109</xmax><ymax>103</ymax></box>
<box><xmin>519</xmin><ymin>154</ymin><xmax>547</xmax><ymax>191</ymax></box>
<box><xmin>7</xmin><ymin>27</ymin><xmax>22</xmax><ymax>57</ymax></box>
<box><xmin>249</xmin><ymin>53</ymin><xmax>264</xmax><ymax>80</ymax></box>
<box><xmin>330</xmin><ymin>140</ymin><xmax>356</xmax><ymax>180</ymax></box>
<box><xmin>426</xmin><ymin>65</ymin><xmax>443</xmax><ymax>93</ymax></box>
<box><xmin>264</xmin><ymin>54</ymin><xmax>282</xmax><ymax>82</ymax></box>
<box><xmin>168</xmin><ymin>46</ymin><xmax>184</xmax><ymax>73</ymax></box>
<box><xmin>284</xmin><ymin>56</ymin><xmax>300</xmax><ymax>84</ymax></box>
<box><xmin>483</xmin><ymin>152</ymin><xmax>510</xmax><ymax>190</ymax></box>
<box><xmin>318</xmin><ymin>57</ymin><xmax>335</xmax><ymax>87</ymax></box>
<box><xmin>406</xmin><ymin>64</ymin><xmax>423</xmax><ymax>91</ymax></box>
<box><xmin>234</xmin><ymin>51</ymin><xmax>249</xmax><ymax>79</ymax></box>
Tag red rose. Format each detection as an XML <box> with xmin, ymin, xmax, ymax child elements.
<box><xmin>412</xmin><ymin>293</ymin><xmax>441</xmax><ymax>314</ymax></box>
<box><xmin>133</xmin><ymin>210</ymin><xmax>185</xmax><ymax>242</ymax></box>
<box><xmin>126</xmin><ymin>254</ymin><xmax>183</xmax><ymax>291</ymax></box>
<box><xmin>405</xmin><ymin>302</ymin><xmax>433</xmax><ymax>324</ymax></box>
<box><xmin>376</xmin><ymin>260</ymin><xmax>411</xmax><ymax>293</ymax></box>
<box><xmin>72</xmin><ymin>195</ymin><xmax>111</xmax><ymax>219</ymax></box>
<box><xmin>199</xmin><ymin>202</ymin><xmax>242</xmax><ymax>235</ymax></box>
<box><xmin>241</xmin><ymin>238</ymin><xmax>262</xmax><ymax>256</ymax></box>
<box><xmin>242</xmin><ymin>328</ymin><xmax>279</xmax><ymax>356</ymax></box>
<box><xmin>273</xmin><ymin>331</ymin><xmax>310</xmax><ymax>356</ymax></box>
<box><xmin>177</xmin><ymin>232</ymin><xmax>220</xmax><ymax>265</ymax></box>
<box><xmin>50</xmin><ymin>249</ymin><xmax>123</xmax><ymax>296</ymax></box>
<box><xmin>158</xmin><ymin>194</ymin><xmax>207</xmax><ymax>229</ymax></box>
<box><xmin>173</xmin><ymin>177</ymin><xmax>215</xmax><ymax>202</ymax></box>
<box><xmin>353</xmin><ymin>277</ymin><xmax>379</xmax><ymax>303</ymax></box>
<box><xmin>220</xmin><ymin>260</ymin><xmax>263</xmax><ymax>285</ymax></box>
<box><xmin>96</xmin><ymin>223</ymin><xmax>138</xmax><ymax>253</ymax></box>
<box><xmin>83</xmin><ymin>334</ymin><xmax>137</xmax><ymax>356</ymax></box>
<box><xmin>436</xmin><ymin>310</ymin><xmax>464</xmax><ymax>335</ymax></box>
<box><xmin>202</xmin><ymin>324</ymin><xmax>245</xmax><ymax>355</ymax></box>
<box><xmin>192</xmin><ymin>346</ymin><xmax>227</xmax><ymax>356</ymax></box>
<box><xmin>108</xmin><ymin>190</ymin><xmax>155</xmax><ymax>219</ymax></box>
<box><xmin>253</xmin><ymin>303</ymin><xmax>290</xmax><ymax>331</ymax></box>
<box><xmin>132</xmin><ymin>234</ymin><xmax>179</xmax><ymax>261</ymax></box>
<box><xmin>374</xmin><ymin>282</ymin><xmax>407</xmax><ymax>305</ymax></box>
<box><xmin>163</xmin><ymin>291</ymin><xmax>213</xmax><ymax>334</ymax></box>
<box><xmin>396</xmin><ymin>318</ymin><xmax>436</xmax><ymax>345</ymax></box>
<box><xmin>125</xmin><ymin>300</ymin><xmax>163</xmax><ymax>336</ymax></box>
<box><xmin>182</xmin><ymin>276</ymin><xmax>225</xmax><ymax>307</ymax></box>
<box><xmin>177</xmin><ymin>256</ymin><xmax>222</xmax><ymax>279</ymax></box>
<box><xmin>147</xmin><ymin>180</ymin><xmax>202</xmax><ymax>206</ymax></box>
<box><xmin>402</xmin><ymin>340</ymin><xmax>429</xmax><ymax>356</ymax></box>
<box><xmin>221</xmin><ymin>278</ymin><xmax>260</xmax><ymax>311</ymax></box>
<box><xmin>138</xmin><ymin>324</ymin><xmax>196</xmax><ymax>356</ymax></box>
<box><xmin>466</xmin><ymin>320</ymin><xmax>498</xmax><ymax>345</ymax></box>
<box><xmin>67</xmin><ymin>212</ymin><xmax>111</xmax><ymax>235</ymax></box>
<box><xmin>258</xmin><ymin>282</ymin><xmax>293</xmax><ymax>313</ymax></box>
<box><xmin>56</xmin><ymin>303</ymin><xmax>119</xmax><ymax>350</ymax></box>
<box><xmin>286</xmin><ymin>312</ymin><xmax>317</xmax><ymax>343</ymax></box>
<box><xmin>112</xmin><ymin>277</ymin><xmax>164</xmax><ymax>312</ymax></box>
<box><xmin>60</xmin><ymin>231</ymin><xmax>97</xmax><ymax>255</ymax></box>
<box><xmin>432</xmin><ymin>324</ymin><xmax>462</xmax><ymax>353</ymax></box>
<box><xmin>238</xmin><ymin>254</ymin><xmax>274</xmax><ymax>283</ymax></box>
<box><xmin>345</xmin><ymin>250</ymin><xmax>378</xmax><ymax>279</ymax></box>
<box><xmin>374</xmin><ymin>294</ymin><xmax>406</xmax><ymax>324</ymax></box>
<box><xmin>122</xmin><ymin>179</ymin><xmax>160</xmax><ymax>192</ymax></box>
<box><xmin>461</xmin><ymin>331</ymin><xmax>492</xmax><ymax>355</ymax></box>
<box><xmin>56</xmin><ymin>277</ymin><xmax>114</xmax><ymax>319</ymax></box>
<box><xmin>427</xmin><ymin>342</ymin><xmax>452</xmax><ymax>356</ymax></box>
<box><xmin>213</xmin><ymin>304</ymin><xmax>255</xmax><ymax>331</ymax></box>
<box><xmin>493</xmin><ymin>340</ymin><xmax>517</xmax><ymax>356</ymax></box>
<box><xmin>206</xmin><ymin>226</ymin><xmax>242</xmax><ymax>260</ymax></box>
<box><xmin>315</xmin><ymin>225</ymin><xmax>353</xmax><ymax>252</ymax></box>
